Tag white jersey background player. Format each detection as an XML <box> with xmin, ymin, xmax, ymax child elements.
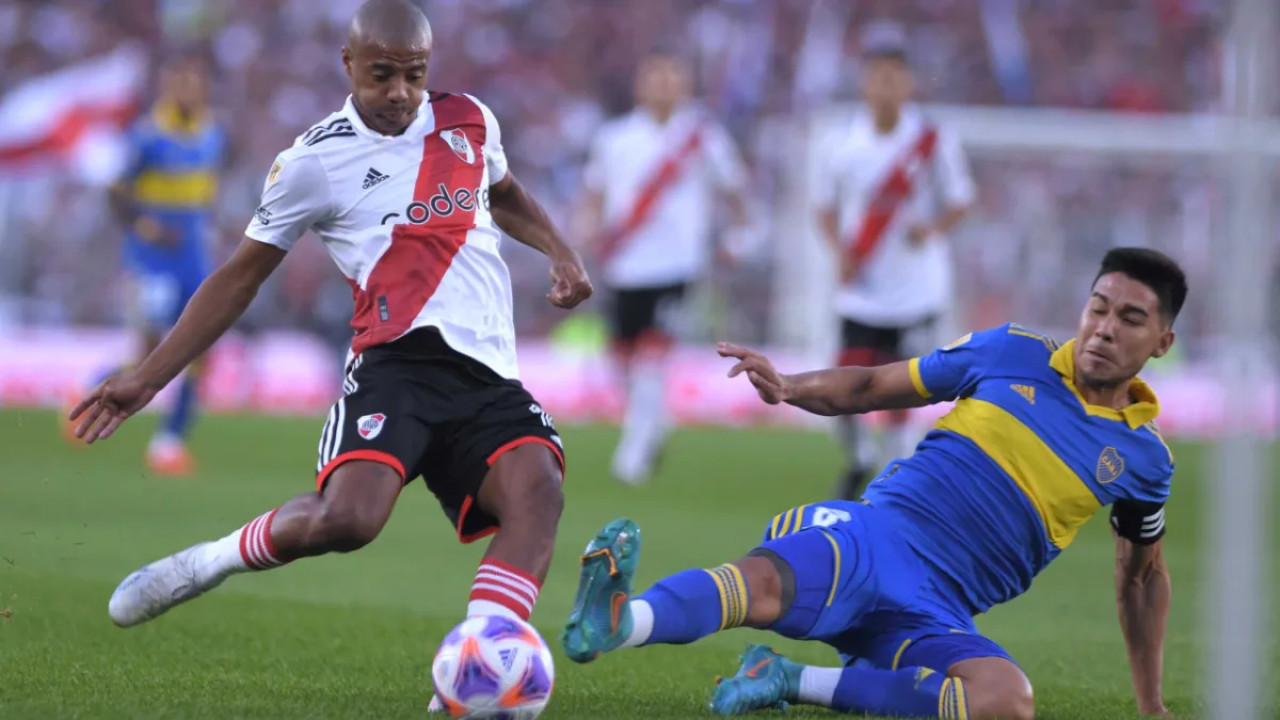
<box><xmin>817</xmin><ymin>22</ymin><xmax>976</xmax><ymax>500</ymax></box>
<box><xmin>578</xmin><ymin>50</ymin><xmax>750</xmax><ymax>485</ymax></box>
<box><xmin>70</xmin><ymin>0</ymin><xmax>594</xmax><ymax>678</ymax></box>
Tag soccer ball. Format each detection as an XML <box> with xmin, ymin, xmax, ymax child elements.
<box><xmin>431</xmin><ymin>615</ymin><xmax>555</xmax><ymax>718</ymax></box>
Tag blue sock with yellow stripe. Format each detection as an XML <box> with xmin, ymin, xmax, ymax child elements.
<box><xmin>635</xmin><ymin>564</ymin><xmax>749</xmax><ymax>645</ymax></box>
<box><xmin>827</xmin><ymin>666</ymin><xmax>968</xmax><ymax>719</ymax></box>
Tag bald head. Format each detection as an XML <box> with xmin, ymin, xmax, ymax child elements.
<box><xmin>348</xmin><ymin>0</ymin><xmax>432</xmax><ymax>52</ymax></box>
<box><xmin>342</xmin><ymin>0</ymin><xmax>433</xmax><ymax>136</ymax></box>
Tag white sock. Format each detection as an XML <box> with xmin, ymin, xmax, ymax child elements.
<box><xmin>193</xmin><ymin>509</ymin><xmax>287</xmax><ymax>583</ymax></box>
<box><xmin>798</xmin><ymin>666</ymin><xmax>841</xmax><ymax>706</ymax></box>
<box><xmin>620</xmin><ymin>599</ymin><xmax>653</xmax><ymax>648</ymax></box>
<box><xmin>622</xmin><ymin>362</ymin><xmax>667</xmax><ymax>444</ymax></box>
<box><xmin>467</xmin><ymin>559</ymin><xmax>540</xmax><ymax>621</ymax></box>
<box><xmin>466</xmin><ymin>600</ymin><xmax>523</xmax><ymax>621</ymax></box>
<box><xmin>193</xmin><ymin>530</ymin><xmax>249</xmax><ymax>585</ymax></box>
<box><xmin>612</xmin><ymin>362</ymin><xmax>669</xmax><ymax>481</ymax></box>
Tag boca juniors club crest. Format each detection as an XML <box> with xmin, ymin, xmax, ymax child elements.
<box><xmin>358</xmin><ymin>413</ymin><xmax>387</xmax><ymax>440</ymax></box>
<box><xmin>439</xmin><ymin>128</ymin><xmax>475</xmax><ymax>164</ymax></box>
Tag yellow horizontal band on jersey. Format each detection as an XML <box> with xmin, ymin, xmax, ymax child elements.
<box><xmin>935</xmin><ymin>398</ymin><xmax>1101</xmax><ymax>549</ymax></box>
<box><xmin>133</xmin><ymin>170</ymin><xmax>217</xmax><ymax>207</ymax></box>
<box><xmin>908</xmin><ymin>358</ymin><xmax>931</xmax><ymax>399</ymax></box>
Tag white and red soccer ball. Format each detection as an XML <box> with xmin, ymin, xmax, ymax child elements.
<box><xmin>431</xmin><ymin>615</ymin><xmax>555</xmax><ymax>718</ymax></box>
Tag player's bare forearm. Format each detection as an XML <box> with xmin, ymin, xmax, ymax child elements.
<box><xmin>490</xmin><ymin>173</ymin><xmax>573</xmax><ymax>261</ymax></box>
<box><xmin>490</xmin><ymin>173</ymin><xmax>592</xmax><ymax>308</ymax></box>
<box><xmin>784</xmin><ymin>362</ymin><xmax>931</xmax><ymax>416</ymax></box>
<box><xmin>135</xmin><ymin>238</ymin><xmax>285</xmax><ymax>388</ymax></box>
<box><xmin>1115</xmin><ymin>534</ymin><xmax>1171</xmax><ymax>715</ymax></box>
<box><xmin>720</xmin><ymin>344</ymin><xmax>931</xmax><ymax>416</ymax></box>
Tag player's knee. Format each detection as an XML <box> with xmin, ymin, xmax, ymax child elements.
<box><xmin>735</xmin><ymin>555</ymin><xmax>785</xmax><ymax>627</ymax></box>
<box><xmin>964</xmin><ymin>674</ymin><xmax>1035</xmax><ymax>720</ymax></box>
<box><xmin>976</xmin><ymin>689</ymin><xmax>1034</xmax><ymax>720</ymax></box>
<box><xmin>312</xmin><ymin>461</ymin><xmax>402</xmax><ymax>552</ymax></box>
<box><xmin>313</xmin><ymin>501</ymin><xmax>384</xmax><ymax>552</ymax></box>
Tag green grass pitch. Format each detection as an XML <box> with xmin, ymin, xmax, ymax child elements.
<box><xmin>1</xmin><ymin>408</ymin><xmax>1276</xmax><ymax>719</ymax></box>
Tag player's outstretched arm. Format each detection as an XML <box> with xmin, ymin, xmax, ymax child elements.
<box><xmin>489</xmin><ymin>172</ymin><xmax>592</xmax><ymax>309</ymax></box>
<box><xmin>70</xmin><ymin>238</ymin><xmax>286</xmax><ymax>442</ymax></box>
<box><xmin>1114</xmin><ymin>532</ymin><xmax>1172</xmax><ymax>717</ymax></box>
<box><xmin>717</xmin><ymin>343</ymin><xmax>931</xmax><ymax>416</ymax></box>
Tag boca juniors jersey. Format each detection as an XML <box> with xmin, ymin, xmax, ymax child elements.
<box><xmin>123</xmin><ymin>102</ymin><xmax>224</xmax><ymax>280</ymax></box>
<box><xmin>860</xmin><ymin>323</ymin><xmax>1175</xmax><ymax>614</ymax></box>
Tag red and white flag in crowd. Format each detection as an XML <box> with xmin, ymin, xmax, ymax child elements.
<box><xmin>0</xmin><ymin>44</ymin><xmax>146</xmax><ymax>182</ymax></box>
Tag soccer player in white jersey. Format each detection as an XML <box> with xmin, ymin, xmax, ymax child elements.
<box><xmin>69</xmin><ymin>0</ymin><xmax>593</xmax><ymax>664</ymax></box>
<box><xmin>579</xmin><ymin>50</ymin><xmax>750</xmax><ymax>485</ymax></box>
<box><xmin>817</xmin><ymin>22</ymin><xmax>976</xmax><ymax>500</ymax></box>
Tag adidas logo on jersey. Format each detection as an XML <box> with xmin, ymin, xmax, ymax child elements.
<box><xmin>362</xmin><ymin>167</ymin><xmax>389</xmax><ymax>190</ymax></box>
<box><xmin>1011</xmin><ymin>384</ymin><xmax>1036</xmax><ymax>404</ymax></box>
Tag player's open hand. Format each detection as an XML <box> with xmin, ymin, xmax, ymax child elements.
<box><xmin>718</xmin><ymin>342</ymin><xmax>791</xmax><ymax>405</ymax></box>
<box><xmin>548</xmin><ymin>250</ymin><xmax>593</xmax><ymax>309</ymax></box>
<box><xmin>68</xmin><ymin>370</ymin><xmax>160</xmax><ymax>443</ymax></box>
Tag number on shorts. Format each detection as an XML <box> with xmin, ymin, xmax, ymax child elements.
<box><xmin>812</xmin><ymin>507</ymin><xmax>852</xmax><ymax>527</ymax></box>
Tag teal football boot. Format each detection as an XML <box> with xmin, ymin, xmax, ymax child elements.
<box><xmin>560</xmin><ymin>517</ymin><xmax>641</xmax><ymax>663</ymax></box>
<box><xmin>710</xmin><ymin>644</ymin><xmax>802</xmax><ymax>716</ymax></box>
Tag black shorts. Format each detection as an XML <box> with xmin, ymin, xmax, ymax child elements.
<box><xmin>838</xmin><ymin>317</ymin><xmax>937</xmax><ymax>367</ymax></box>
<box><xmin>314</xmin><ymin>329</ymin><xmax>565</xmax><ymax>543</ymax></box>
<box><xmin>609</xmin><ymin>282</ymin><xmax>688</xmax><ymax>342</ymax></box>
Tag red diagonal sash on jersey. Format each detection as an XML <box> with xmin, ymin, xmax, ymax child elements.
<box><xmin>349</xmin><ymin>94</ymin><xmax>486</xmax><ymax>354</ymax></box>
<box><xmin>597</xmin><ymin>126</ymin><xmax>705</xmax><ymax>263</ymax></box>
<box><xmin>844</xmin><ymin>126</ymin><xmax>938</xmax><ymax>268</ymax></box>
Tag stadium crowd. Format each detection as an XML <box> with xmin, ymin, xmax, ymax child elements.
<box><xmin>0</xmin><ymin>0</ymin><xmax>1238</xmax><ymax>354</ymax></box>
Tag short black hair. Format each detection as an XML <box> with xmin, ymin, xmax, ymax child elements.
<box><xmin>1094</xmin><ymin>247</ymin><xmax>1188</xmax><ymax>323</ymax></box>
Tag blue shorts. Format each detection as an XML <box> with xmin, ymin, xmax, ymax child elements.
<box><xmin>127</xmin><ymin>269</ymin><xmax>201</xmax><ymax>331</ymax></box>
<box><xmin>755</xmin><ymin>501</ymin><xmax>1014</xmax><ymax>671</ymax></box>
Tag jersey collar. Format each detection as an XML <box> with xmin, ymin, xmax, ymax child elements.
<box><xmin>152</xmin><ymin>101</ymin><xmax>208</xmax><ymax>135</ymax></box>
<box><xmin>1050</xmin><ymin>339</ymin><xmax>1159</xmax><ymax>429</ymax></box>
<box><xmin>342</xmin><ymin>95</ymin><xmax>433</xmax><ymax>140</ymax></box>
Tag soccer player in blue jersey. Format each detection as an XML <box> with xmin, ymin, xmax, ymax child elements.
<box><xmin>562</xmin><ymin>247</ymin><xmax>1185</xmax><ymax>719</ymax></box>
<box><xmin>87</xmin><ymin>54</ymin><xmax>225</xmax><ymax>475</ymax></box>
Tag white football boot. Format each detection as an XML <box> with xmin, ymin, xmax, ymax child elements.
<box><xmin>108</xmin><ymin>543</ymin><xmax>226</xmax><ymax>627</ymax></box>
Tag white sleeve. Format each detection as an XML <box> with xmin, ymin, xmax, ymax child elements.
<box><xmin>468</xmin><ymin>94</ymin><xmax>509</xmax><ymax>185</ymax></box>
<box><xmin>934</xmin><ymin>126</ymin><xmax>976</xmax><ymax>208</ymax></box>
<box><xmin>705</xmin><ymin>123</ymin><xmax>747</xmax><ymax>192</ymax></box>
<box><xmin>244</xmin><ymin>149</ymin><xmax>331</xmax><ymax>251</ymax></box>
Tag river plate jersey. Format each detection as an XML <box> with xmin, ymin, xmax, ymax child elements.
<box><xmin>860</xmin><ymin>323</ymin><xmax>1174</xmax><ymax>615</ymax></box>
